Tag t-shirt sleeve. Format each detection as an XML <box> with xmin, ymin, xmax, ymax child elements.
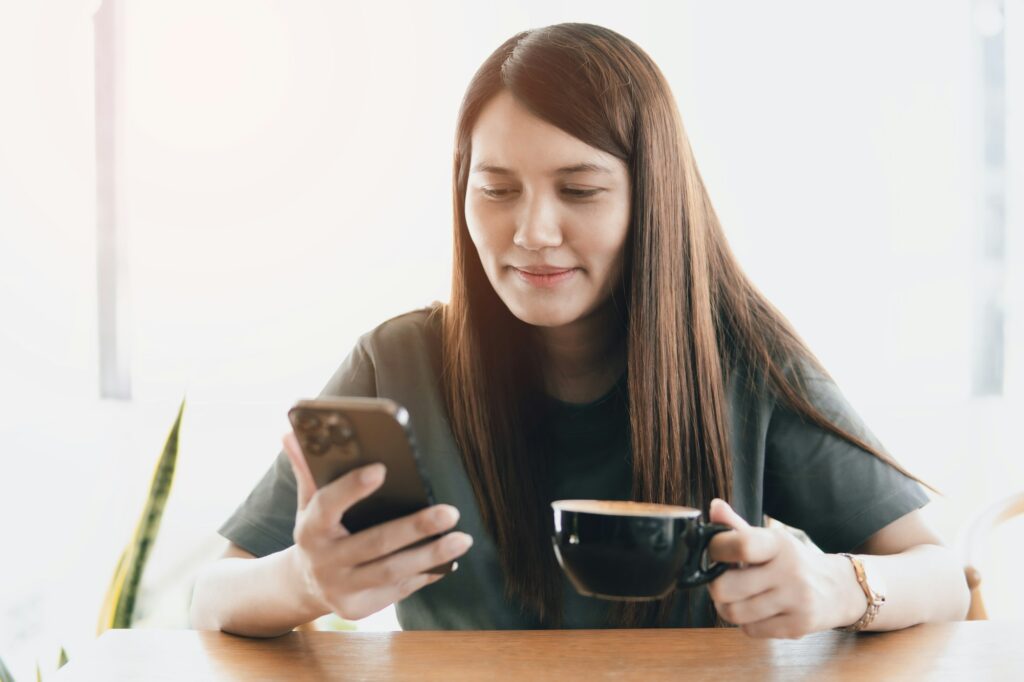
<box><xmin>762</xmin><ymin>369</ymin><xmax>930</xmax><ymax>554</ymax></box>
<box><xmin>217</xmin><ymin>339</ymin><xmax>378</xmax><ymax>557</ymax></box>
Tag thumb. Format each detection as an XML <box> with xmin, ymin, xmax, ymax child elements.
<box><xmin>283</xmin><ymin>431</ymin><xmax>317</xmax><ymax>512</ymax></box>
<box><xmin>709</xmin><ymin>498</ymin><xmax>751</xmax><ymax>530</ymax></box>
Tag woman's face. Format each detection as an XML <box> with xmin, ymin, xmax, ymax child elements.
<box><xmin>465</xmin><ymin>91</ymin><xmax>632</xmax><ymax>329</ymax></box>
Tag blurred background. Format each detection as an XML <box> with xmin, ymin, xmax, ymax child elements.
<box><xmin>1</xmin><ymin>0</ymin><xmax>1022</xmax><ymax>678</ymax></box>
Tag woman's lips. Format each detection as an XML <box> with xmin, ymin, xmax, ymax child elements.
<box><xmin>511</xmin><ymin>266</ymin><xmax>578</xmax><ymax>288</ymax></box>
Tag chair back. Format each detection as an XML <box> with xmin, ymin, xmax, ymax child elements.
<box><xmin>962</xmin><ymin>492</ymin><xmax>1024</xmax><ymax>620</ymax></box>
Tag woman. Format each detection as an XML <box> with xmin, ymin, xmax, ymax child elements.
<box><xmin>190</xmin><ymin>23</ymin><xmax>969</xmax><ymax>637</ymax></box>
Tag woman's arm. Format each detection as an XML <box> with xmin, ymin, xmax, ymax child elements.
<box><xmin>190</xmin><ymin>541</ymin><xmax>331</xmax><ymax>638</ymax></box>
<box><xmin>193</xmin><ymin>435</ymin><xmax>472</xmax><ymax>638</ymax></box>
<box><xmin>707</xmin><ymin>502</ymin><xmax>970</xmax><ymax>638</ymax></box>
<box><xmin>841</xmin><ymin>509</ymin><xmax>970</xmax><ymax>631</ymax></box>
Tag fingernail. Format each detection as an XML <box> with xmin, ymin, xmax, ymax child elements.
<box><xmin>360</xmin><ymin>463</ymin><xmax>385</xmax><ymax>485</ymax></box>
<box><xmin>434</xmin><ymin>505</ymin><xmax>460</xmax><ymax>526</ymax></box>
<box><xmin>444</xmin><ymin>532</ymin><xmax>473</xmax><ymax>552</ymax></box>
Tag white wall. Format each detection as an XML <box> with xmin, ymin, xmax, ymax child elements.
<box><xmin>2</xmin><ymin>1</ymin><xmax>1021</xmax><ymax>679</ymax></box>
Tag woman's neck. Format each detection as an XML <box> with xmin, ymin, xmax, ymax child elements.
<box><xmin>535</xmin><ymin>303</ymin><xmax>626</xmax><ymax>404</ymax></box>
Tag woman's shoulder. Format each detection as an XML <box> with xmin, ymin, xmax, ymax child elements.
<box><xmin>357</xmin><ymin>302</ymin><xmax>445</xmax><ymax>361</ymax></box>
<box><xmin>316</xmin><ymin>304</ymin><xmax>446</xmax><ymax>400</ymax></box>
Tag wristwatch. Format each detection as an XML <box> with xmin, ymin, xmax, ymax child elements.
<box><xmin>835</xmin><ymin>553</ymin><xmax>886</xmax><ymax>632</ymax></box>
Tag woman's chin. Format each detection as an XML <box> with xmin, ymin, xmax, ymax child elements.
<box><xmin>503</xmin><ymin>299</ymin><xmax>587</xmax><ymax>328</ymax></box>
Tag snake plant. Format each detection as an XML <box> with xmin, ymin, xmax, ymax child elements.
<box><xmin>1</xmin><ymin>403</ymin><xmax>184</xmax><ymax>681</ymax></box>
<box><xmin>0</xmin><ymin>646</ymin><xmax>68</xmax><ymax>682</ymax></box>
<box><xmin>97</xmin><ymin>399</ymin><xmax>185</xmax><ymax>632</ymax></box>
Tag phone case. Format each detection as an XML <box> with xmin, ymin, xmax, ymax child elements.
<box><xmin>287</xmin><ymin>396</ymin><xmax>454</xmax><ymax>573</ymax></box>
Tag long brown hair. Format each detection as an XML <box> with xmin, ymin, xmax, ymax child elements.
<box><xmin>436</xmin><ymin>23</ymin><xmax>925</xmax><ymax>628</ymax></box>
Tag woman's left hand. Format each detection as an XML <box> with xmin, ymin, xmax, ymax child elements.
<box><xmin>706</xmin><ymin>499</ymin><xmax>865</xmax><ymax>639</ymax></box>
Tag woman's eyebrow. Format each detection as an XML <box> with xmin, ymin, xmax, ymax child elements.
<box><xmin>470</xmin><ymin>162</ymin><xmax>613</xmax><ymax>176</ymax></box>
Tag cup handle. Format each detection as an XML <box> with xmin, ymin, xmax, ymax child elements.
<box><xmin>676</xmin><ymin>522</ymin><xmax>733</xmax><ymax>588</ymax></box>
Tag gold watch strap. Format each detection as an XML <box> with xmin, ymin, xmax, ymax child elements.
<box><xmin>836</xmin><ymin>552</ymin><xmax>885</xmax><ymax>633</ymax></box>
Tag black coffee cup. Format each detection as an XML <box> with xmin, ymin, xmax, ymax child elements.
<box><xmin>551</xmin><ymin>499</ymin><xmax>732</xmax><ymax>601</ymax></box>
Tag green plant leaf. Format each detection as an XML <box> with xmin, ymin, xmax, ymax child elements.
<box><xmin>56</xmin><ymin>648</ymin><xmax>67</xmax><ymax>669</ymax></box>
<box><xmin>96</xmin><ymin>548</ymin><xmax>128</xmax><ymax>633</ymax></box>
<box><xmin>34</xmin><ymin>661</ymin><xmax>40</xmax><ymax>682</ymax></box>
<box><xmin>0</xmin><ymin>654</ymin><xmax>15</xmax><ymax>682</ymax></box>
<box><xmin>97</xmin><ymin>398</ymin><xmax>185</xmax><ymax>632</ymax></box>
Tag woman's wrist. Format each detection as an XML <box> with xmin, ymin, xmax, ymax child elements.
<box><xmin>283</xmin><ymin>545</ymin><xmax>333</xmax><ymax>619</ymax></box>
<box><xmin>828</xmin><ymin>553</ymin><xmax>872</xmax><ymax>630</ymax></box>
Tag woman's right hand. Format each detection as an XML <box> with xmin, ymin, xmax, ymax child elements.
<box><xmin>281</xmin><ymin>431</ymin><xmax>473</xmax><ymax>621</ymax></box>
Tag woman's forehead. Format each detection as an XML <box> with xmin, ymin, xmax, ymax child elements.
<box><xmin>469</xmin><ymin>93</ymin><xmax>625</xmax><ymax>177</ymax></box>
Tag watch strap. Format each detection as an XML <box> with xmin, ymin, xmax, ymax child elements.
<box><xmin>835</xmin><ymin>552</ymin><xmax>886</xmax><ymax>633</ymax></box>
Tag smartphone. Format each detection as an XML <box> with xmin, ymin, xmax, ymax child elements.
<box><xmin>287</xmin><ymin>396</ymin><xmax>454</xmax><ymax>573</ymax></box>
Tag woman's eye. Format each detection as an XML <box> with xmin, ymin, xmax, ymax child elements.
<box><xmin>481</xmin><ymin>187</ymin><xmax>516</xmax><ymax>199</ymax></box>
<box><xmin>562</xmin><ymin>188</ymin><xmax>602</xmax><ymax>198</ymax></box>
<box><xmin>477</xmin><ymin>187</ymin><xmax>602</xmax><ymax>199</ymax></box>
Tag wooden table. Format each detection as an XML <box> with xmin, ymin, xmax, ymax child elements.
<box><xmin>54</xmin><ymin>622</ymin><xmax>1023</xmax><ymax>681</ymax></box>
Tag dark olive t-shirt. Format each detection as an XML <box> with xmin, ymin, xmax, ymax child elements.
<box><xmin>218</xmin><ymin>307</ymin><xmax>929</xmax><ymax>629</ymax></box>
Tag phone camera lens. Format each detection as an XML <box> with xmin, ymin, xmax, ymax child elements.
<box><xmin>328</xmin><ymin>422</ymin><xmax>354</xmax><ymax>444</ymax></box>
<box><xmin>306</xmin><ymin>436</ymin><xmax>329</xmax><ymax>456</ymax></box>
<box><xmin>298</xmin><ymin>414</ymin><xmax>320</xmax><ymax>431</ymax></box>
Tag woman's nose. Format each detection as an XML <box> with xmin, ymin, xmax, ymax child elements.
<box><xmin>512</xmin><ymin>197</ymin><xmax>563</xmax><ymax>250</ymax></box>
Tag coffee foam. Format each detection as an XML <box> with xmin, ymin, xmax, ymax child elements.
<box><xmin>552</xmin><ymin>499</ymin><xmax>700</xmax><ymax>518</ymax></box>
